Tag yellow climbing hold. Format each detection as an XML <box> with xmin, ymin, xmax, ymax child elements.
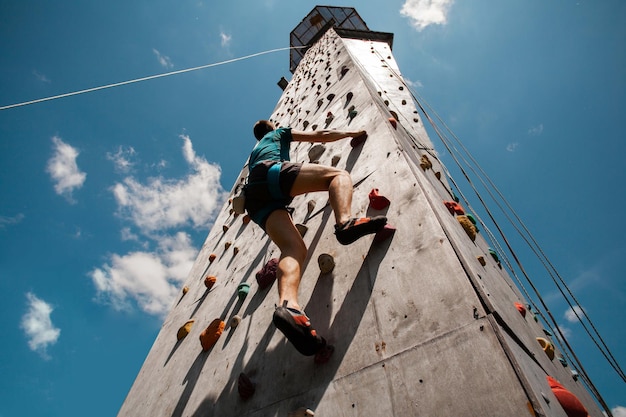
<box><xmin>182</xmin><ymin>286</ymin><xmax>189</xmax><ymax>295</ymax></box>
<box><xmin>536</xmin><ymin>337</ymin><xmax>555</xmax><ymax>360</ymax></box>
<box><xmin>457</xmin><ymin>215</ymin><xmax>477</xmax><ymax>241</ymax></box>
<box><xmin>420</xmin><ymin>154</ymin><xmax>432</xmax><ymax>171</ymax></box>
<box><xmin>177</xmin><ymin>319</ymin><xmax>195</xmax><ymax>340</ymax></box>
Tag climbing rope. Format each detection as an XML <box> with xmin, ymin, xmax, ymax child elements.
<box><xmin>0</xmin><ymin>46</ymin><xmax>307</xmax><ymax>111</ymax></box>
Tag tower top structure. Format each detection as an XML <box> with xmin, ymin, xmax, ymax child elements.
<box><xmin>289</xmin><ymin>5</ymin><xmax>393</xmax><ymax>73</ymax></box>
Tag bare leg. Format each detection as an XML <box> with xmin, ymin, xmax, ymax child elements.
<box><xmin>290</xmin><ymin>164</ymin><xmax>352</xmax><ymax>225</ymax></box>
<box><xmin>265</xmin><ymin>209</ymin><xmax>308</xmax><ymax>311</ymax></box>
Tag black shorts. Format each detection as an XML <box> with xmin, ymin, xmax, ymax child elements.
<box><xmin>244</xmin><ymin>161</ymin><xmax>302</xmax><ymax>230</ymax></box>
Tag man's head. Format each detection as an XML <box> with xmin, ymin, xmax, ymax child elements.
<box><xmin>253</xmin><ymin>120</ymin><xmax>275</xmax><ymax>140</ymax></box>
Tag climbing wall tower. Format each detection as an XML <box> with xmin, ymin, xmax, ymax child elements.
<box><xmin>119</xmin><ymin>6</ymin><xmax>605</xmax><ymax>417</ymax></box>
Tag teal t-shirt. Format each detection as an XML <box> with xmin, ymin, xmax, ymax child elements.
<box><xmin>249</xmin><ymin>127</ymin><xmax>292</xmax><ymax>170</ymax></box>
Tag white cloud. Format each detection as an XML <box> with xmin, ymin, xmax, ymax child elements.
<box><xmin>612</xmin><ymin>406</ymin><xmax>626</xmax><ymax>417</ymax></box>
<box><xmin>152</xmin><ymin>48</ymin><xmax>173</xmax><ymax>69</ymax></box>
<box><xmin>111</xmin><ymin>134</ymin><xmax>226</xmax><ymax>234</ymax></box>
<box><xmin>564</xmin><ymin>305</ymin><xmax>585</xmax><ymax>323</ymax></box>
<box><xmin>20</xmin><ymin>293</ymin><xmax>61</xmax><ymax>359</ymax></box>
<box><xmin>33</xmin><ymin>70</ymin><xmax>50</xmax><ymax>83</ymax></box>
<box><xmin>90</xmin><ymin>232</ymin><xmax>196</xmax><ymax>316</ymax></box>
<box><xmin>528</xmin><ymin>123</ymin><xmax>544</xmax><ymax>136</ymax></box>
<box><xmin>46</xmin><ymin>136</ymin><xmax>87</xmax><ymax>202</ymax></box>
<box><xmin>506</xmin><ymin>142</ymin><xmax>519</xmax><ymax>152</ymax></box>
<box><xmin>107</xmin><ymin>146</ymin><xmax>136</xmax><ymax>174</ymax></box>
<box><xmin>400</xmin><ymin>0</ymin><xmax>454</xmax><ymax>31</ymax></box>
<box><xmin>0</xmin><ymin>213</ymin><xmax>25</xmax><ymax>229</ymax></box>
<box><xmin>220</xmin><ymin>31</ymin><xmax>232</xmax><ymax>47</ymax></box>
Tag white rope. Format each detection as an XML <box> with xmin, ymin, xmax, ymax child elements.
<box><xmin>1</xmin><ymin>46</ymin><xmax>304</xmax><ymax>111</ymax></box>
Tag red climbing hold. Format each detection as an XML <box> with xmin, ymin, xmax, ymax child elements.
<box><xmin>389</xmin><ymin>117</ymin><xmax>398</xmax><ymax>129</ymax></box>
<box><xmin>350</xmin><ymin>132</ymin><xmax>368</xmax><ymax>148</ymax></box>
<box><xmin>256</xmin><ymin>258</ymin><xmax>279</xmax><ymax>290</ymax></box>
<box><xmin>546</xmin><ymin>376</ymin><xmax>589</xmax><ymax>417</ymax></box>
<box><xmin>199</xmin><ymin>319</ymin><xmax>225</xmax><ymax>351</ymax></box>
<box><xmin>238</xmin><ymin>372</ymin><xmax>256</xmax><ymax>400</ymax></box>
<box><xmin>369</xmin><ymin>188</ymin><xmax>391</xmax><ymax>210</ymax></box>
<box><xmin>204</xmin><ymin>275</ymin><xmax>217</xmax><ymax>290</ymax></box>
<box><xmin>444</xmin><ymin>201</ymin><xmax>465</xmax><ymax>216</ymax></box>
<box><xmin>209</xmin><ymin>253</ymin><xmax>217</xmax><ymax>263</ymax></box>
<box><xmin>373</xmin><ymin>224</ymin><xmax>396</xmax><ymax>243</ymax></box>
<box><xmin>514</xmin><ymin>302</ymin><xmax>527</xmax><ymax>318</ymax></box>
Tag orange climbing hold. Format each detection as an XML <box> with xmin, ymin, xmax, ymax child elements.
<box><xmin>389</xmin><ymin>117</ymin><xmax>398</xmax><ymax>129</ymax></box>
<box><xmin>546</xmin><ymin>376</ymin><xmax>589</xmax><ymax>417</ymax></box>
<box><xmin>514</xmin><ymin>302</ymin><xmax>527</xmax><ymax>318</ymax></box>
<box><xmin>204</xmin><ymin>275</ymin><xmax>217</xmax><ymax>290</ymax></box>
<box><xmin>209</xmin><ymin>253</ymin><xmax>217</xmax><ymax>263</ymax></box>
<box><xmin>369</xmin><ymin>188</ymin><xmax>391</xmax><ymax>210</ymax></box>
<box><xmin>199</xmin><ymin>319</ymin><xmax>225</xmax><ymax>351</ymax></box>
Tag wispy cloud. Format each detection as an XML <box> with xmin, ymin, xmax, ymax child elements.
<box><xmin>220</xmin><ymin>31</ymin><xmax>232</xmax><ymax>48</ymax></box>
<box><xmin>111</xmin><ymin>134</ymin><xmax>226</xmax><ymax>234</ymax></box>
<box><xmin>0</xmin><ymin>213</ymin><xmax>25</xmax><ymax>229</ymax></box>
<box><xmin>20</xmin><ymin>293</ymin><xmax>61</xmax><ymax>359</ymax></box>
<box><xmin>152</xmin><ymin>48</ymin><xmax>173</xmax><ymax>69</ymax></box>
<box><xmin>564</xmin><ymin>305</ymin><xmax>585</xmax><ymax>323</ymax></box>
<box><xmin>90</xmin><ymin>232</ymin><xmax>196</xmax><ymax>316</ymax></box>
<box><xmin>107</xmin><ymin>146</ymin><xmax>137</xmax><ymax>174</ymax></box>
<box><xmin>33</xmin><ymin>70</ymin><xmax>50</xmax><ymax>83</ymax></box>
<box><xmin>506</xmin><ymin>142</ymin><xmax>519</xmax><ymax>152</ymax></box>
<box><xmin>46</xmin><ymin>136</ymin><xmax>87</xmax><ymax>203</ymax></box>
<box><xmin>400</xmin><ymin>0</ymin><xmax>454</xmax><ymax>31</ymax></box>
<box><xmin>528</xmin><ymin>123</ymin><xmax>544</xmax><ymax>136</ymax></box>
<box><xmin>405</xmin><ymin>78</ymin><xmax>423</xmax><ymax>88</ymax></box>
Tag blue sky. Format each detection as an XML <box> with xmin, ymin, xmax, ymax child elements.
<box><xmin>1</xmin><ymin>1</ymin><xmax>624</xmax><ymax>416</ymax></box>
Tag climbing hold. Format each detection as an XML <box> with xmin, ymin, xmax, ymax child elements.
<box><xmin>435</xmin><ymin>171</ymin><xmax>441</xmax><ymax>179</ymax></box>
<box><xmin>514</xmin><ymin>302</ymin><xmax>527</xmax><ymax>318</ymax></box>
<box><xmin>230</xmin><ymin>315</ymin><xmax>241</xmax><ymax>329</ymax></box>
<box><xmin>466</xmin><ymin>213</ymin><xmax>477</xmax><ymax>225</ymax></box>
<box><xmin>177</xmin><ymin>319</ymin><xmax>195</xmax><ymax>340</ymax></box>
<box><xmin>546</xmin><ymin>376</ymin><xmax>589</xmax><ymax>417</ymax></box>
<box><xmin>237</xmin><ymin>283</ymin><xmax>250</xmax><ymax>301</ymax></box>
<box><xmin>374</xmin><ymin>224</ymin><xmax>396</xmax><ymax>243</ymax></box>
<box><xmin>558</xmin><ymin>356</ymin><xmax>568</xmax><ymax>367</ymax></box>
<box><xmin>303</xmin><ymin>120</ymin><xmax>309</xmax><ymax>129</ymax></box>
<box><xmin>331</xmin><ymin>154</ymin><xmax>341</xmax><ymax>166</ymax></box>
<box><xmin>223</xmin><ymin>224</ymin><xmax>229</xmax><ymax>233</ymax></box>
<box><xmin>209</xmin><ymin>253</ymin><xmax>217</xmax><ymax>263</ymax></box>
<box><xmin>345</xmin><ymin>92</ymin><xmax>353</xmax><ymax>105</ymax></box>
<box><xmin>243</xmin><ymin>214</ymin><xmax>251</xmax><ymax>225</ymax></box>
<box><xmin>325</xmin><ymin>112</ymin><xmax>334</xmax><ymax>126</ymax></box>
<box><xmin>326</xmin><ymin>93</ymin><xmax>335</xmax><ymax>102</ymax></box>
<box><xmin>477</xmin><ymin>256</ymin><xmax>486</xmax><ymax>266</ymax></box>
<box><xmin>350</xmin><ymin>132</ymin><xmax>368</xmax><ymax>148</ymax></box>
<box><xmin>307</xmin><ymin>200</ymin><xmax>316</xmax><ymax>215</ymax></box>
<box><xmin>238</xmin><ymin>372</ymin><xmax>256</xmax><ymax>400</ymax></box>
<box><xmin>308</xmin><ymin>144</ymin><xmax>326</xmax><ymax>163</ymax></box>
<box><xmin>311</xmin><ymin>124</ymin><xmax>318</xmax><ymax>131</ymax></box>
<box><xmin>256</xmin><ymin>258</ymin><xmax>278</xmax><ymax>290</ymax></box>
<box><xmin>543</xmin><ymin>328</ymin><xmax>553</xmax><ymax>337</ymax></box>
<box><xmin>368</xmin><ymin>188</ymin><xmax>391</xmax><ymax>210</ymax></box>
<box><xmin>457</xmin><ymin>215</ymin><xmax>477</xmax><ymax>241</ymax></box>
<box><xmin>536</xmin><ymin>337</ymin><xmax>555</xmax><ymax>360</ymax></box>
<box><xmin>340</xmin><ymin>65</ymin><xmax>349</xmax><ymax>78</ymax></box>
<box><xmin>420</xmin><ymin>154</ymin><xmax>433</xmax><ymax>171</ymax></box>
<box><xmin>488</xmin><ymin>248</ymin><xmax>499</xmax><ymax>263</ymax></box>
<box><xmin>296</xmin><ymin>223</ymin><xmax>308</xmax><ymax>237</ymax></box>
<box><xmin>233</xmin><ymin>246</ymin><xmax>240</xmax><ymax>256</ymax></box>
<box><xmin>225</xmin><ymin>241</ymin><xmax>232</xmax><ymax>250</ymax></box>
<box><xmin>318</xmin><ymin>253</ymin><xmax>335</xmax><ymax>274</ymax></box>
<box><xmin>204</xmin><ymin>275</ymin><xmax>217</xmax><ymax>290</ymax></box>
<box><xmin>199</xmin><ymin>319</ymin><xmax>225</xmax><ymax>351</ymax></box>
<box><xmin>389</xmin><ymin>117</ymin><xmax>398</xmax><ymax>129</ymax></box>
<box><xmin>182</xmin><ymin>286</ymin><xmax>189</xmax><ymax>295</ymax></box>
<box><xmin>444</xmin><ymin>201</ymin><xmax>465</xmax><ymax>215</ymax></box>
<box><xmin>348</xmin><ymin>109</ymin><xmax>358</xmax><ymax>120</ymax></box>
<box><xmin>288</xmin><ymin>408</ymin><xmax>315</xmax><ymax>417</ymax></box>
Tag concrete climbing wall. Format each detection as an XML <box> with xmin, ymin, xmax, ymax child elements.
<box><xmin>118</xmin><ymin>27</ymin><xmax>604</xmax><ymax>417</ymax></box>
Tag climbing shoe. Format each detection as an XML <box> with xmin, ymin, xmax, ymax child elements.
<box><xmin>273</xmin><ymin>302</ymin><xmax>326</xmax><ymax>356</ymax></box>
<box><xmin>334</xmin><ymin>216</ymin><xmax>387</xmax><ymax>245</ymax></box>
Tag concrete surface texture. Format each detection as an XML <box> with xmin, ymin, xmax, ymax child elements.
<box><xmin>118</xmin><ymin>24</ymin><xmax>604</xmax><ymax>417</ymax></box>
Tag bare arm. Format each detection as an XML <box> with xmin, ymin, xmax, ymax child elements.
<box><xmin>291</xmin><ymin>129</ymin><xmax>366</xmax><ymax>143</ymax></box>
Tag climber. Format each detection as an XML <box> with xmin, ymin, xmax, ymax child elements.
<box><xmin>244</xmin><ymin>120</ymin><xmax>387</xmax><ymax>356</ymax></box>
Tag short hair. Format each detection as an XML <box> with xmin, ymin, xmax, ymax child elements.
<box><xmin>253</xmin><ymin>120</ymin><xmax>275</xmax><ymax>140</ymax></box>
